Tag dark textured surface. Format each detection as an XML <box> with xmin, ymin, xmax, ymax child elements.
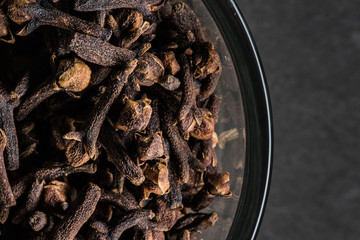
<box><xmin>236</xmin><ymin>0</ymin><xmax>360</xmax><ymax>239</ymax></box>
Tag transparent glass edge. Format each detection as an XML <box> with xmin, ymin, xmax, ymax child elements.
<box><xmin>228</xmin><ymin>1</ymin><xmax>273</xmax><ymax>239</ymax></box>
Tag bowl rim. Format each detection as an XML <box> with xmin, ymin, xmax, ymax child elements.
<box><xmin>201</xmin><ymin>0</ymin><xmax>273</xmax><ymax>239</ymax></box>
<box><xmin>231</xmin><ymin>1</ymin><xmax>273</xmax><ymax>238</ymax></box>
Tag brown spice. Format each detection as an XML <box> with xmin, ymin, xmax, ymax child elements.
<box><xmin>0</xmin><ymin>128</ymin><xmax>15</xmax><ymax>207</ymax></box>
<box><xmin>0</xmin><ymin>2</ymin><xmax>231</xmax><ymax>239</ymax></box>
<box><xmin>49</xmin><ymin>183</ymin><xmax>101</xmax><ymax>240</ymax></box>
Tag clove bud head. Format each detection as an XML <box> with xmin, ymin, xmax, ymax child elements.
<box><xmin>137</xmin><ymin>131</ymin><xmax>166</xmax><ymax>163</ymax></box>
<box><xmin>190</xmin><ymin>109</ymin><xmax>215</xmax><ymax>140</ymax></box>
<box><xmin>43</xmin><ymin>180</ymin><xmax>77</xmax><ymax>211</ymax></box>
<box><xmin>179</xmin><ymin>111</ymin><xmax>198</xmax><ymax>137</ymax></box>
<box><xmin>142</xmin><ymin>162</ymin><xmax>170</xmax><ymax>198</ymax></box>
<box><xmin>56</xmin><ymin>58</ymin><xmax>92</xmax><ymax>92</ymax></box>
<box><xmin>158</xmin><ymin>51</ymin><xmax>180</xmax><ymax>76</ymax></box>
<box><xmin>65</xmin><ymin>139</ymin><xmax>91</xmax><ymax>167</ymax></box>
<box><xmin>184</xmin><ymin>169</ymin><xmax>204</xmax><ymax>194</ymax></box>
<box><xmin>135</xmin><ymin>53</ymin><xmax>165</xmax><ymax>86</ymax></box>
<box><xmin>6</xmin><ymin>0</ymin><xmax>35</xmax><ymax>25</ymax></box>
<box><xmin>199</xmin><ymin>212</ymin><xmax>219</xmax><ymax>230</ymax></box>
<box><xmin>116</xmin><ymin>95</ymin><xmax>152</xmax><ymax>132</ymax></box>
<box><xmin>158</xmin><ymin>75</ymin><xmax>181</xmax><ymax>91</ymax></box>
<box><xmin>117</xmin><ymin>9</ymin><xmax>144</xmax><ymax>31</ymax></box>
<box><xmin>193</xmin><ymin>42</ymin><xmax>221</xmax><ymax>79</ymax></box>
<box><xmin>206</xmin><ymin>172</ymin><xmax>232</xmax><ymax>197</ymax></box>
<box><xmin>28</xmin><ymin>211</ymin><xmax>47</xmax><ymax>232</ymax></box>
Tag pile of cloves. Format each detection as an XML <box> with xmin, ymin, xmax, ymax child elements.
<box><xmin>0</xmin><ymin>0</ymin><xmax>232</xmax><ymax>239</ymax></box>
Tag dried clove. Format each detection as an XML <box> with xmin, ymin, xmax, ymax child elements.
<box><xmin>0</xmin><ymin>9</ymin><xmax>14</xmax><ymax>43</ymax></box>
<box><xmin>177</xmin><ymin>230</ymin><xmax>195</xmax><ymax>240</ymax></box>
<box><xmin>197</xmin><ymin>66</ymin><xmax>222</xmax><ymax>102</ymax></box>
<box><xmin>160</xmin><ymin>109</ymin><xmax>190</xmax><ymax>184</ymax></box>
<box><xmin>12</xmin><ymin>178</ymin><xmax>45</xmax><ymax>224</ymax></box>
<box><xmin>106</xmin><ymin>14</ymin><xmax>121</xmax><ymax>39</ymax></box>
<box><xmin>95</xmin><ymin>10</ymin><xmax>109</xmax><ymax>28</ymax></box>
<box><xmin>109</xmin><ymin>209</ymin><xmax>155</xmax><ymax>240</ymax></box>
<box><xmin>199</xmin><ymin>138</ymin><xmax>217</xmax><ymax>168</ymax></box>
<box><xmin>49</xmin><ymin>182</ymin><xmax>101</xmax><ymax>240</ymax></box>
<box><xmin>118</xmin><ymin>73</ymin><xmax>141</xmax><ymax>101</ymax></box>
<box><xmin>99</xmin><ymin>119</ymin><xmax>145</xmax><ymax>185</ymax></box>
<box><xmin>172</xmin><ymin>213</ymin><xmax>207</xmax><ymax>232</ymax></box>
<box><xmin>136</xmin><ymin>131</ymin><xmax>166</xmax><ymax>163</ymax></box>
<box><xmin>16</xmin><ymin>58</ymin><xmax>91</xmax><ymax>121</ymax></box>
<box><xmin>116</xmin><ymin>9</ymin><xmax>144</xmax><ymax>32</ymax></box>
<box><xmin>193</xmin><ymin>42</ymin><xmax>221</xmax><ymax>79</ymax></box>
<box><xmin>165</xmin><ymin>30</ymin><xmax>195</xmax><ymax>49</ymax></box>
<box><xmin>11</xmin><ymin>163</ymin><xmax>97</xmax><ymax>201</ymax></box>
<box><xmin>135</xmin><ymin>42</ymin><xmax>152</xmax><ymax>57</ymax></box>
<box><xmin>134</xmin><ymin>53</ymin><xmax>165</xmax><ymax>87</ymax></box>
<box><xmin>120</xmin><ymin>20</ymin><xmax>150</xmax><ymax>48</ymax></box>
<box><xmin>159</xmin><ymin>51</ymin><xmax>181</xmax><ymax>76</ymax></box>
<box><xmin>49</xmin><ymin>116</ymin><xmax>77</xmax><ymax>151</ymax></box>
<box><xmin>0</xmin><ymin>128</ymin><xmax>16</xmax><ymax>207</ymax></box>
<box><xmin>182</xmin><ymin>168</ymin><xmax>204</xmax><ymax>195</ymax></box>
<box><xmin>141</xmin><ymin>161</ymin><xmax>170</xmax><ymax>201</ymax></box>
<box><xmin>158</xmin><ymin>75</ymin><xmax>181</xmax><ymax>91</ymax></box>
<box><xmin>169</xmin><ymin>2</ymin><xmax>205</xmax><ymax>43</ymax></box>
<box><xmin>100</xmin><ymin>188</ymin><xmax>140</xmax><ymax>211</ymax></box>
<box><xmin>164</xmin><ymin>169</ymin><xmax>183</xmax><ymax>210</ymax></box>
<box><xmin>206</xmin><ymin>94</ymin><xmax>222</xmax><ymax>123</ymax></box>
<box><xmin>7</xmin><ymin>0</ymin><xmax>112</xmax><ymax>39</ymax></box>
<box><xmin>74</xmin><ymin>0</ymin><xmax>163</xmax><ymax>16</ymax></box>
<box><xmin>150</xmin><ymin>197</ymin><xmax>183</xmax><ymax>231</ymax></box>
<box><xmin>88</xmin><ymin>221</ymin><xmax>110</xmax><ymax>240</ymax></box>
<box><xmin>28</xmin><ymin>211</ymin><xmax>48</xmax><ymax>232</ymax></box>
<box><xmin>190</xmin><ymin>109</ymin><xmax>214</xmax><ymax>140</ymax></box>
<box><xmin>191</xmin><ymin>172</ymin><xmax>232</xmax><ymax>212</ymax></box>
<box><xmin>0</xmin><ymin>9</ymin><xmax>8</xmax><ymax>38</ymax></box>
<box><xmin>115</xmin><ymin>95</ymin><xmax>153</xmax><ymax>132</ymax></box>
<box><xmin>178</xmin><ymin>54</ymin><xmax>197</xmax><ymax>134</ymax></box>
<box><xmin>145</xmin><ymin>99</ymin><xmax>161</xmax><ymax>135</ymax></box>
<box><xmin>0</xmin><ymin>73</ymin><xmax>29</xmax><ymax>170</ymax></box>
<box><xmin>0</xmin><ymin>205</ymin><xmax>10</xmax><ymax>224</ymax></box>
<box><xmin>64</xmin><ymin>60</ymin><xmax>137</xmax><ymax>165</ymax></box>
<box><xmin>172</xmin><ymin>212</ymin><xmax>218</xmax><ymax>234</ymax></box>
<box><xmin>0</xmin><ymin>2</ymin><xmax>232</xmax><ymax>239</ymax></box>
<box><xmin>68</xmin><ymin>33</ymin><xmax>136</xmax><ymax>66</ymax></box>
<box><xmin>160</xmin><ymin>107</ymin><xmax>205</xmax><ymax>184</ymax></box>
<box><xmin>43</xmin><ymin>180</ymin><xmax>77</xmax><ymax>212</ymax></box>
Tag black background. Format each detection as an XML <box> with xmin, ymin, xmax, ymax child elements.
<box><xmin>237</xmin><ymin>1</ymin><xmax>360</xmax><ymax>239</ymax></box>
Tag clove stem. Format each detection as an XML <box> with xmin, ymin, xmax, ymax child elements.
<box><xmin>16</xmin><ymin>82</ymin><xmax>59</xmax><ymax>121</ymax></box>
<box><xmin>8</xmin><ymin>0</ymin><xmax>112</xmax><ymax>40</ymax></box>
<box><xmin>109</xmin><ymin>209</ymin><xmax>154</xmax><ymax>240</ymax></box>
<box><xmin>49</xmin><ymin>183</ymin><xmax>101</xmax><ymax>240</ymax></box>
<box><xmin>74</xmin><ymin>0</ymin><xmax>152</xmax><ymax>16</ymax></box>
<box><xmin>82</xmin><ymin>60</ymin><xmax>137</xmax><ymax>159</ymax></box>
<box><xmin>0</xmin><ymin>129</ymin><xmax>15</xmax><ymax>207</ymax></box>
<box><xmin>99</xmin><ymin>120</ymin><xmax>145</xmax><ymax>185</ymax></box>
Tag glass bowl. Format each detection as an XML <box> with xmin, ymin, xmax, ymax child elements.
<box><xmin>178</xmin><ymin>0</ymin><xmax>273</xmax><ymax>239</ymax></box>
<box><xmin>0</xmin><ymin>0</ymin><xmax>271</xmax><ymax>238</ymax></box>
